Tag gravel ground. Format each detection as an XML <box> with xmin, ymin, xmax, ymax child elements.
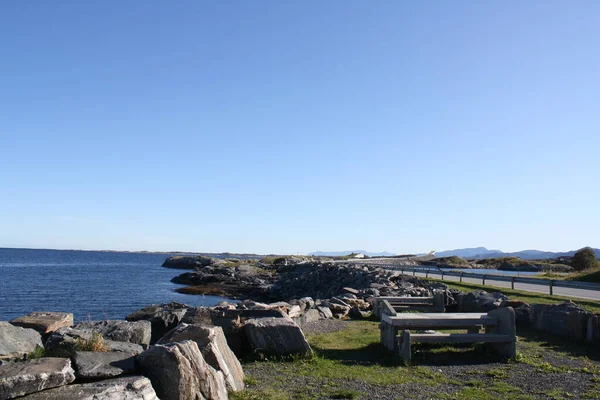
<box><xmin>241</xmin><ymin>319</ymin><xmax>600</xmax><ymax>400</ymax></box>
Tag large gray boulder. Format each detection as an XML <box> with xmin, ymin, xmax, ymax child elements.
<box><xmin>157</xmin><ymin>323</ymin><xmax>244</xmax><ymax>392</ymax></box>
<box><xmin>20</xmin><ymin>376</ymin><xmax>158</xmax><ymax>400</ymax></box>
<box><xmin>243</xmin><ymin>317</ymin><xmax>313</xmax><ymax>357</ymax></box>
<box><xmin>10</xmin><ymin>312</ymin><xmax>73</xmax><ymax>336</ymax></box>
<box><xmin>0</xmin><ymin>322</ymin><xmax>43</xmax><ymax>361</ymax></box>
<box><xmin>72</xmin><ymin>351</ymin><xmax>137</xmax><ymax>379</ymax></box>
<box><xmin>126</xmin><ymin>303</ymin><xmax>189</xmax><ymax>343</ymax></box>
<box><xmin>530</xmin><ymin>301</ymin><xmax>592</xmax><ymax>341</ymax></box>
<box><xmin>45</xmin><ymin>327</ymin><xmax>144</xmax><ymax>355</ymax></box>
<box><xmin>137</xmin><ymin>340</ymin><xmax>227</xmax><ymax>400</ymax></box>
<box><xmin>75</xmin><ymin>320</ymin><xmax>151</xmax><ymax>347</ymax></box>
<box><xmin>459</xmin><ymin>290</ymin><xmax>509</xmax><ymax>312</ymax></box>
<box><xmin>0</xmin><ymin>357</ymin><xmax>75</xmax><ymax>399</ymax></box>
<box><xmin>293</xmin><ymin>309</ymin><xmax>321</xmax><ymax>326</ymax></box>
<box><xmin>182</xmin><ymin>306</ymin><xmax>287</xmax><ymax>356</ymax></box>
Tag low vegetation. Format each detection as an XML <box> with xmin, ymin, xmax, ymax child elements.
<box><xmin>474</xmin><ymin>257</ymin><xmax>572</xmax><ymax>272</ymax></box>
<box><xmin>571</xmin><ymin>247</ymin><xmax>600</xmax><ymax>272</ymax></box>
<box><xmin>235</xmin><ymin>320</ymin><xmax>600</xmax><ymax>399</ymax></box>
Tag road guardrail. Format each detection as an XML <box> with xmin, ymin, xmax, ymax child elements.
<box><xmin>375</xmin><ymin>265</ymin><xmax>600</xmax><ymax>298</ymax></box>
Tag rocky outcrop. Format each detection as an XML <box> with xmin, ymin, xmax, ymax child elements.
<box><xmin>0</xmin><ymin>357</ymin><xmax>75</xmax><ymax>399</ymax></box>
<box><xmin>172</xmin><ymin>263</ymin><xmax>274</xmax><ymax>300</ymax></box>
<box><xmin>75</xmin><ymin>320</ymin><xmax>151</xmax><ymax>347</ymax></box>
<box><xmin>293</xmin><ymin>308</ymin><xmax>321</xmax><ymax>326</ymax></box>
<box><xmin>170</xmin><ymin>258</ymin><xmax>432</xmax><ymax>303</ymax></box>
<box><xmin>20</xmin><ymin>376</ymin><xmax>158</xmax><ymax>400</ymax></box>
<box><xmin>162</xmin><ymin>256</ymin><xmax>214</xmax><ymax>269</ymax></box>
<box><xmin>0</xmin><ymin>322</ymin><xmax>43</xmax><ymax>361</ymax></box>
<box><xmin>10</xmin><ymin>312</ymin><xmax>73</xmax><ymax>336</ymax></box>
<box><xmin>529</xmin><ymin>301</ymin><xmax>592</xmax><ymax>341</ymax></box>
<box><xmin>137</xmin><ymin>340</ymin><xmax>227</xmax><ymax>400</ymax></box>
<box><xmin>126</xmin><ymin>302</ymin><xmax>189</xmax><ymax>343</ymax></box>
<box><xmin>243</xmin><ymin>317</ymin><xmax>312</xmax><ymax>357</ymax></box>
<box><xmin>457</xmin><ymin>290</ymin><xmax>508</xmax><ymax>312</ymax></box>
<box><xmin>157</xmin><ymin>323</ymin><xmax>244</xmax><ymax>392</ymax></box>
<box><xmin>72</xmin><ymin>351</ymin><xmax>137</xmax><ymax>379</ymax></box>
<box><xmin>45</xmin><ymin>327</ymin><xmax>144</xmax><ymax>355</ymax></box>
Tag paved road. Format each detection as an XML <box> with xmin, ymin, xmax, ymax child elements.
<box><xmin>407</xmin><ymin>270</ymin><xmax>600</xmax><ymax>301</ymax></box>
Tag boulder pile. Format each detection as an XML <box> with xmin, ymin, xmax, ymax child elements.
<box><xmin>166</xmin><ymin>255</ymin><xmax>434</xmax><ymax>304</ymax></box>
<box><xmin>0</xmin><ymin>309</ymin><xmax>251</xmax><ymax>399</ymax></box>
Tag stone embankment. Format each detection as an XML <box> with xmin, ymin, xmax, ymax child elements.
<box><xmin>165</xmin><ymin>255</ymin><xmax>432</xmax><ymax>302</ymax></box>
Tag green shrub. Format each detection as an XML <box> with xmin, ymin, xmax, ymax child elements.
<box><xmin>571</xmin><ymin>247</ymin><xmax>599</xmax><ymax>271</ymax></box>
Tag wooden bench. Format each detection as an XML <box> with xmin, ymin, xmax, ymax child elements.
<box><xmin>379</xmin><ymin>302</ymin><xmax>516</xmax><ymax>363</ymax></box>
<box><xmin>373</xmin><ymin>292</ymin><xmax>445</xmax><ymax>318</ymax></box>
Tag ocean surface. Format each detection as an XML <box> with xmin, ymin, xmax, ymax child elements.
<box><xmin>0</xmin><ymin>248</ymin><xmax>229</xmax><ymax>321</ymax></box>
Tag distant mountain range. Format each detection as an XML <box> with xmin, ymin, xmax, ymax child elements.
<box><xmin>312</xmin><ymin>246</ymin><xmax>600</xmax><ymax>260</ymax></box>
<box><xmin>310</xmin><ymin>250</ymin><xmax>396</xmax><ymax>257</ymax></box>
<box><xmin>434</xmin><ymin>247</ymin><xmax>600</xmax><ymax>260</ymax></box>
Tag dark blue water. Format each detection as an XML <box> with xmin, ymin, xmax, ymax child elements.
<box><xmin>0</xmin><ymin>248</ymin><xmax>228</xmax><ymax>322</ymax></box>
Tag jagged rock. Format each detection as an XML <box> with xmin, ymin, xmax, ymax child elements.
<box><xmin>326</xmin><ymin>302</ymin><xmax>351</xmax><ymax>318</ymax></box>
<box><xmin>530</xmin><ymin>301</ymin><xmax>592</xmax><ymax>341</ymax></box>
<box><xmin>343</xmin><ymin>287</ymin><xmax>360</xmax><ymax>295</ymax></box>
<box><xmin>0</xmin><ymin>322</ymin><xmax>43</xmax><ymax>361</ymax></box>
<box><xmin>459</xmin><ymin>290</ymin><xmax>509</xmax><ymax>312</ymax></box>
<box><xmin>157</xmin><ymin>323</ymin><xmax>244</xmax><ymax>392</ymax></box>
<box><xmin>0</xmin><ymin>358</ymin><xmax>75</xmax><ymax>399</ymax></box>
<box><xmin>72</xmin><ymin>351</ymin><xmax>137</xmax><ymax>379</ymax></box>
<box><xmin>343</xmin><ymin>298</ymin><xmax>371</xmax><ymax>311</ymax></box>
<box><xmin>20</xmin><ymin>376</ymin><xmax>158</xmax><ymax>400</ymax></box>
<box><xmin>293</xmin><ymin>309</ymin><xmax>321</xmax><ymax>326</ymax></box>
<box><xmin>287</xmin><ymin>305</ymin><xmax>303</xmax><ymax>318</ymax></box>
<box><xmin>289</xmin><ymin>297</ymin><xmax>315</xmax><ymax>312</ymax></box>
<box><xmin>10</xmin><ymin>312</ymin><xmax>73</xmax><ymax>336</ymax></box>
<box><xmin>268</xmin><ymin>302</ymin><xmax>292</xmax><ymax>313</ymax></box>
<box><xmin>75</xmin><ymin>320</ymin><xmax>151</xmax><ymax>347</ymax></box>
<box><xmin>126</xmin><ymin>303</ymin><xmax>189</xmax><ymax>343</ymax></box>
<box><xmin>162</xmin><ymin>255</ymin><xmax>214</xmax><ymax>269</ymax></box>
<box><xmin>317</xmin><ymin>306</ymin><xmax>333</xmax><ymax>319</ymax></box>
<box><xmin>243</xmin><ymin>317</ymin><xmax>312</xmax><ymax>357</ymax></box>
<box><xmin>137</xmin><ymin>340</ymin><xmax>227</xmax><ymax>400</ymax></box>
<box><xmin>349</xmin><ymin>306</ymin><xmax>371</xmax><ymax>319</ymax></box>
<box><xmin>45</xmin><ymin>327</ymin><xmax>144</xmax><ymax>355</ymax></box>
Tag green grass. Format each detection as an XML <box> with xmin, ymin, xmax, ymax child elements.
<box><xmin>426</xmin><ymin>278</ymin><xmax>600</xmax><ymax>313</ymax></box>
<box><xmin>237</xmin><ymin>320</ymin><xmax>600</xmax><ymax>399</ymax></box>
<box><xmin>26</xmin><ymin>345</ymin><xmax>47</xmax><ymax>359</ymax></box>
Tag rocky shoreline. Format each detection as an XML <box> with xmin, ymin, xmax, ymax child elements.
<box><xmin>1</xmin><ymin>256</ymin><xmax>598</xmax><ymax>399</ymax></box>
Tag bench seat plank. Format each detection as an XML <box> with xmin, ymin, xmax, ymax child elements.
<box><xmin>407</xmin><ymin>333</ymin><xmax>513</xmax><ymax>344</ymax></box>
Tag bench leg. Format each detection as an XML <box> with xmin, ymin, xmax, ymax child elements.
<box><xmin>399</xmin><ymin>330</ymin><xmax>412</xmax><ymax>364</ymax></box>
<box><xmin>487</xmin><ymin>307</ymin><xmax>516</xmax><ymax>358</ymax></box>
<box><xmin>380</xmin><ymin>322</ymin><xmax>397</xmax><ymax>352</ymax></box>
<box><xmin>467</xmin><ymin>326</ymin><xmax>480</xmax><ymax>334</ymax></box>
<box><xmin>433</xmin><ymin>291</ymin><xmax>445</xmax><ymax>312</ymax></box>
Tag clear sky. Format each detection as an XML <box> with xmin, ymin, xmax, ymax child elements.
<box><xmin>1</xmin><ymin>1</ymin><xmax>598</xmax><ymax>255</ymax></box>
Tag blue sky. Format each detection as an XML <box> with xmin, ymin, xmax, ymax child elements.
<box><xmin>1</xmin><ymin>1</ymin><xmax>598</xmax><ymax>254</ymax></box>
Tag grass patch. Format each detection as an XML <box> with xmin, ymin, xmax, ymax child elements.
<box><xmin>425</xmin><ymin>279</ymin><xmax>600</xmax><ymax>313</ymax></box>
<box><xmin>26</xmin><ymin>345</ymin><xmax>47</xmax><ymax>359</ymax></box>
